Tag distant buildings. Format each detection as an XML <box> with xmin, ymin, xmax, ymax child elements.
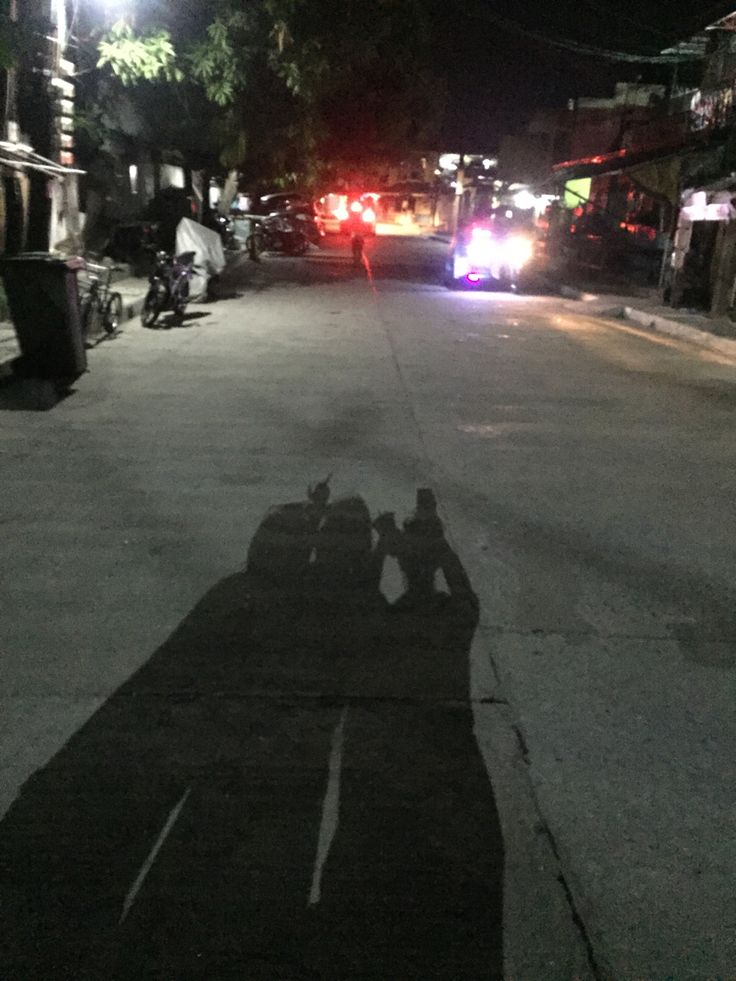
<box><xmin>497</xmin><ymin>9</ymin><xmax>736</xmax><ymax>321</ymax></box>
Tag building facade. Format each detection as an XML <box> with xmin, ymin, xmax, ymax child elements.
<box><xmin>1</xmin><ymin>0</ymin><xmax>81</xmax><ymax>255</ymax></box>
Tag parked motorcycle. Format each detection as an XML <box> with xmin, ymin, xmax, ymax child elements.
<box><xmin>141</xmin><ymin>249</ymin><xmax>195</xmax><ymax>327</ymax></box>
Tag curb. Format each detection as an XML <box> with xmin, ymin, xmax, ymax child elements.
<box><xmin>120</xmin><ymin>293</ymin><xmax>146</xmax><ymax>323</ymax></box>
<box><xmin>559</xmin><ymin>282</ymin><xmax>736</xmax><ymax>361</ymax></box>
<box><xmin>620</xmin><ymin>304</ymin><xmax>736</xmax><ymax>359</ymax></box>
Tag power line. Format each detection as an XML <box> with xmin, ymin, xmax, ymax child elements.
<box><xmin>470</xmin><ymin>3</ymin><xmax>705</xmax><ymax>64</ymax></box>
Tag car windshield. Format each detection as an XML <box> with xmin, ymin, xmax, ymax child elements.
<box><xmin>253</xmin><ymin>194</ymin><xmax>314</xmax><ymax>216</ymax></box>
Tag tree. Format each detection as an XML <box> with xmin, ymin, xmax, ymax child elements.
<box><xmin>85</xmin><ymin>0</ymin><xmax>447</xmax><ymax>187</ymax></box>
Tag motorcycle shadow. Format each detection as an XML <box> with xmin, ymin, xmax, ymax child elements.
<box><xmin>145</xmin><ymin>310</ymin><xmax>212</xmax><ymax>330</ymax></box>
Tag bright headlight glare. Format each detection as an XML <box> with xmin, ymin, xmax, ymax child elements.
<box><xmin>453</xmin><ymin>255</ymin><xmax>470</xmax><ymax>278</ymax></box>
<box><xmin>506</xmin><ymin>236</ymin><xmax>533</xmax><ymax>266</ymax></box>
<box><xmin>467</xmin><ymin>241</ymin><xmax>496</xmax><ymax>264</ymax></box>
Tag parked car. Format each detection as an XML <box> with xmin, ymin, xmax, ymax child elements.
<box><xmin>252</xmin><ymin>192</ymin><xmax>310</xmax><ymax>214</ymax></box>
<box><xmin>251</xmin><ymin>192</ymin><xmax>324</xmax><ymax>245</ymax></box>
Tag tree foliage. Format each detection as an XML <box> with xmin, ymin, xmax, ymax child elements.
<box><xmin>96</xmin><ymin>21</ymin><xmax>182</xmax><ymax>85</ymax></box>
<box><xmin>188</xmin><ymin>16</ymin><xmax>241</xmax><ymax>106</ymax></box>
<box><xmin>89</xmin><ymin>0</ymin><xmax>447</xmax><ymax>184</ymax></box>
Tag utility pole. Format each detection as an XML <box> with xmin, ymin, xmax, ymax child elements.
<box><xmin>451</xmin><ymin>152</ymin><xmax>466</xmax><ymax>236</ymax></box>
<box><xmin>18</xmin><ymin>0</ymin><xmax>79</xmax><ymax>251</ymax></box>
<box><xmin>3</xmin><ymin>0</ymin><xmax>19</xmax><ymax>141</ymax></box>
<box><xmin>45</xmin><ymin>0</ymin><xmax>80</xmax><ymax>250</ymax></box>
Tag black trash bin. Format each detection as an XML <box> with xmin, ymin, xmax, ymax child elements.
<box><xmin>0</xmin><ymin>253</ymin><xmax>87</xmax><ymax>380</ymax></box>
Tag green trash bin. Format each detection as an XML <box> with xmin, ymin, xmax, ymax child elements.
<box><xmin>0</xmin><ymin>253</ymin><xmax>87</xmax><ymax>380</ymax></box>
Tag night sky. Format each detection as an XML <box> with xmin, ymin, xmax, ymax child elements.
<box><xmin>431</xmin><ymin>0</ymin><xmax>736</xmax><ymax>147</ymax></box>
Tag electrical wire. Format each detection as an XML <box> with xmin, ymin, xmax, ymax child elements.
<box><xmin>469</xmin><ymin>2</ymin><xmax>705</xmax><ymax>64</ymax></box>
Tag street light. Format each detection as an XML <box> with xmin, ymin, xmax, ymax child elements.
<box><xmin>98</xmin><ymin>0</ymin><xmax>135</xmax><ymax>26</ymax></box>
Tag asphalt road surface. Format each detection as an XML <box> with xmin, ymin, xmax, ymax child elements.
<box><xmin>1</xmin><ymin>233</ymin><xmax>734</xmax><ymax>979</ymax></box>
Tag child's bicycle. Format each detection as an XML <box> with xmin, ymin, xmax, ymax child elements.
<box><xmin>78</xmin><ymin>258</ymin><xmax>124</xmax><ymax>346</ymax></box>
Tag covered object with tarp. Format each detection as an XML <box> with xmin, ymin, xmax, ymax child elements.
<box><xmin>175</xmin><ymin>218</ymin><xmax>226</xmax><ymax>300</ymax></box>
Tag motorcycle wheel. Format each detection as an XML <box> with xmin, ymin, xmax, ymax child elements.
<box><xmin>141</xmin><ymin>286</ymin><xmax>164</xmax><ymax>327</ymax></box>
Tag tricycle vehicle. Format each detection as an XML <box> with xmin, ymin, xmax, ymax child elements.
<box><xmin>444</xmin><ymin>212</ymin><xmax>534</xmax><ymax>290</ymax></box>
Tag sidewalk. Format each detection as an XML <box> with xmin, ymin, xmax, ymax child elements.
<box><xmin>0</xmin><ymin>249</ymin><xmax>251</xmax><ymax>366</ymax></box>
<box><xmin>111</xmin><ymin>274</ymin><xmax>149</xmax><ymax>324</ymax></box>
<box><xmin>558</xmin><ymin>281</ymin><xmax>736</xmax><ymax>360</ymax></box>
<box><xmin>0</xmin><ymin>273</ymin><xmax>149</xmax><ymax>367</ymax></box>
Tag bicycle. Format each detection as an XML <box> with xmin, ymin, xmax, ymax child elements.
<box><xmin>78</xmin><ymin>259</ymin><xmax>124</xmax><ymax>345</ymax></box>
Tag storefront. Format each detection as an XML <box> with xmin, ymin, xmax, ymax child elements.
<box><xmin>670</xmin><ymin>179</ymin><xmax>736</xmax><ymax>314</ymax></box>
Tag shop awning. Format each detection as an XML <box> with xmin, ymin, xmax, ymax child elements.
<box><xmin>553</xmin><ymin>147</ymin><xmax>631</xmax><ymax>181</ymax></box>
<box><xmin>627</xmin><ymin>156</ymin><xmax>682</xmax><ymax>207</ymax></box>
<box><xmin>553</xmin><ymin>142</ymin><xmax>722</xmax><ymax>200</ymax></box>
<box><xmin>0</xmin><ymin>140</ymin><xmax>85</xmax><ymax>177</ymax></box>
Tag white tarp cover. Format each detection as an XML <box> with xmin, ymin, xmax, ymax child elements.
<box><xmin>175</xmin><ymin>217</ymin><xmax>226</xmax><ymax>300</ymax></box>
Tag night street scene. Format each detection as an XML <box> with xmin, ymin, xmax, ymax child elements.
<box><xmin>2</xmin><ymin>2</ymin><xmax>736</xmax><ymax>979</ymax></box>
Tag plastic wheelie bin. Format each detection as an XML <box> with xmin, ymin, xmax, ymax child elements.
<box><xmin>0</xmin><ymin>253</ymin><xmax>87</xmax><ymax>380</ymax></box>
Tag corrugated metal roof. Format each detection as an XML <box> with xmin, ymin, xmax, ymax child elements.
<box><xmin>0</xmin><ymin>141</ymin><xmax>85</xmax><ymax>177</ymax></box>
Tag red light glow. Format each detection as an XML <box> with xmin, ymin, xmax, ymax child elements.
<box><xmin>553</xmin><ymin>147</ymin><xmax>628</xmax><ymax>171</ymax></box>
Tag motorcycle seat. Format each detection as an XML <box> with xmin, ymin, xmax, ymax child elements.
<box><xmin>175</xmin><ymin>251</ymin><xmax>196</xmax><ymax>266</ymax></box>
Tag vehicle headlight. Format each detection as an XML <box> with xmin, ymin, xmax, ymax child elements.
<box><xmin>467</xmin><ymin>240</ymin><xmax>498</xmax><ymax>265</ymax></box>
<box><xmin>506</xmin><ymin>236</ymin><xmax>533</xmax><ymax>267</ymax></box>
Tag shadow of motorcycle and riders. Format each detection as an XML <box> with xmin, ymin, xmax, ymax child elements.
<box><xmin>0</xmin><ymin>480</ymin><xmax>504</xmax><ymax>979</ymax></box>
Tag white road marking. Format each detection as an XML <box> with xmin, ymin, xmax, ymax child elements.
<box><xmin>119</xmin><ymin>786</ymin><xmax>192</xmax><ymax>924</ymax></box>
<box><xmin>308</xmin><ymin>706</ymin><xmax>348</xmax><ymax>907</ymax></box>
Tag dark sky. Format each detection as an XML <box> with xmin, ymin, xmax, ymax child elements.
<box><xmin>431</xmin><ymin>0</ymin><xmax>735</xmax><ymax>147</ymax></box>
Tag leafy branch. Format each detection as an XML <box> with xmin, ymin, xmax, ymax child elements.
<box><xmin>188</xmin><ymin>16</ymin><xmax>241</xmax><ymax>106</ymax></box>
<box><xmin>97</xmin><ymin>20</ymin><xmax>182</xmax><ymax>85</ymax></box>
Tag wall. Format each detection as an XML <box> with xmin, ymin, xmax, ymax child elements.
<box><xmin>497</xmin><ymin>133</ymin><xmax>553</xmax><ymax>183</ymax></box>
<box><xmin>701</xmin><ymin>29</ymin><xmax>736</xmax><ymax>89</ymax></box>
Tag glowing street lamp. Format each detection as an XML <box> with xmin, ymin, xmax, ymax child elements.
<box><xmin>513</xmin><ymin>189</ymin><xmax>537</xmax><ymax>211</ymax></box>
